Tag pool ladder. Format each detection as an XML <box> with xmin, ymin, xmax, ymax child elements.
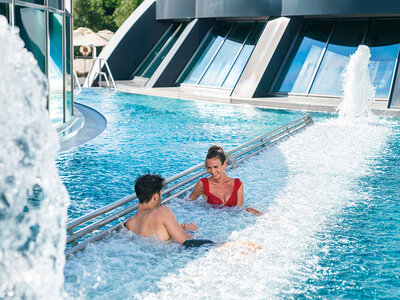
<box><xmin>88</xmin><ymin>58</ymin><xmax>118</xmax><ymax>90</ymax></box>
<box><xmin>65</xmin><ymin>114</ymin><xmax>314</xmax><ymax>257</ymax></box>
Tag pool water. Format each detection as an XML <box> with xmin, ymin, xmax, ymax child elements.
<box><xmin>61</xmin><ymin>89</ymin><xmax>400</xmax><ymax>299</ymax></box>
<box><xmin>56</xmin><ymin>89</ymin><xmax>326</xmax><ymax>219</ymax></box>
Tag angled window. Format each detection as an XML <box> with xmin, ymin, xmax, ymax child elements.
<box><xmin>133</xmin><ymin>23</ymin><xmax>186</xmax><ymax>79</ymax></box>
<box><xmin>179</xmin><ymin>21</ymin><xmax>264</xmax><ymax>89</ymax></box>
<box><xmin>273</xmin><ymin>19</ymin><xmax>400</xmax><ymax>100</ymax></box>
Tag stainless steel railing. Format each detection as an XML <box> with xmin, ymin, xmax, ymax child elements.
<box><xmin>65</xmin><ymin>113</ymin><xmax>314</xmax><ymax>257</ymax></box>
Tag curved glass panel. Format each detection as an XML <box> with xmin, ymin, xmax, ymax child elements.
<box><xmin>365</xmin><ymin>19</ymin><xmax>400</xmax><ymax>99</ymax></box>
<box><xmin>223</xmin><ymin>22</ymin><xmax>264</xmax><ymax>88</ymax></box>
<box><xmin>180</xmin><ymin>23</ymin><xmax>231</xmax><ymax>84</ymax></box>
<box><xmin>143</xmin><ymin>23</ymin><xmax>187</xmax><ymax>78</ymax></box>
<box><xmin>49</xmin><ymin>12</ymin><xmax>64</xmax><ymax>126</ymax></box>
<box><xmin>199</xmin><ymin>22</ymin><xmax>253</xmax><ymax>87</ymax></box>
<box><xmin>15</xmin><ymin>6</ymin><xmax>46</xmax><ymax>74</ymax></box>
<box><xmin>134</xmin><ymin>23</ymin><xmax>179</xmax><ymax>77</ymax></box>
<box><xmin>273</xmin><ymin>21</ymin><xmax>334</xmax><ymax>93</ymax></box>
<box><xmin>310</xmin><ymin>20</ymin><xmax>367</xmax><ymax>95</ymax></box>
<box><xmin>0</xmin><ymin>3</ymin><xmax>9</xmax><ymax>21</ymax></box>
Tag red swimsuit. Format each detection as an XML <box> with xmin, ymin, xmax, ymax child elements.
<box><xmin>200</xmin><ymin>178</ymin><xmax>242</xmax><ymax>207</ymax></box>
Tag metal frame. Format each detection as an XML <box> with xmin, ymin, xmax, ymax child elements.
<box><xmin>65</xmin><ymin>113</ymin><xmax>314</xmax><ymax>257</ymax></box>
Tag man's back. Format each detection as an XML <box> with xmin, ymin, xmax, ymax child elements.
<box><xmin>125</xmin><ymin>206</ymin><xmax>171</xmax><ymax>241</ymax></box>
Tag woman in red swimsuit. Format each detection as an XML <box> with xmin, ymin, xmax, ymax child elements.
<box><xmin>189</xmin><ymin>145</ymin><xmax>262</xmax><ymax>215</ymax></box>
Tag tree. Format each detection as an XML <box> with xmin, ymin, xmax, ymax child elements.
<box><xmin>113</xmin><ymin>0</ymin><xmax>144</xmax><ymax>28</ymax></box>
<box><xmin>73</xmin><ymin>0</ymin><xmax>105</xmax><ymax>31</ymax></box>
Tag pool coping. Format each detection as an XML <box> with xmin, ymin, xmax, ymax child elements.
<box><xmin>58</xmin><ymin>102</ymin><xmax>107</xmax><ymax>152</ymax></box>
<box><xmin>115</xmin><ymin>80</ymin><xmax>400</xmax><ymax>118</ymax></box>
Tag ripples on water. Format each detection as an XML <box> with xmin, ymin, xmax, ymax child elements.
<box><xmin>56</xmin><ymin>89</ymin><xmax>318</xmax><ymax>218</ymax></box>
<box><xmin>62</xmin><ymin>98</ymin><xmax>400</xmax><ymax>298</ymax></box>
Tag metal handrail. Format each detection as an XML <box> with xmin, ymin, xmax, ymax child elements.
<box><xmin>65</xmin><ymin>114</ymin><xmax>314</xmax><ymax>256</ymax></box>
<box><xmin>73</xmin><ymin>70</ymin><xmax>82</xmax><ymax>92</ymax></box>
<box><xmin>87</xmin><ymin>58</ymin><xmax>118</xmax><ymax>90</ymax></box>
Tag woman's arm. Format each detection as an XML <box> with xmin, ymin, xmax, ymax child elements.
<box><xmin>236</xmin><ymin>180</ymin><xmax>244</xmax><ymax>206</ymax></box>
<box><xmin>237</xmin><ymin>180</ymin><xmax>263</xmax><ymax>215</ymax></box>
<box><xmin>188</xmin><ymin>180</ymin><xmax>204</xmax><ymax>200</ymax></box>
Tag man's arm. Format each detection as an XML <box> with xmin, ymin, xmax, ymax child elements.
<box><xmin>188</xmin><ymin>180</ymin><xmax>204</xmax><ymax>200</ymax></box>
<box><xmin>159</xmin><ymin>206</ymin><xmax>197</xmax><ymax>244</ymax></box>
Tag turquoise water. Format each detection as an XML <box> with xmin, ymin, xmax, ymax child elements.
<box><xmin>60</xmin><ymin>89</ymin><xmax>400</xmax><ymax>299</ymax></box>
<box><xmin>56</xmin><ymin>89</ymin><xmax>324</xmax><ymax>219</ymax></box>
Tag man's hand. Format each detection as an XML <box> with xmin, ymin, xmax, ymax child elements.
<box><xmin>181</xmin><ymin>222</ymin><xmax>198</xmax><ymax>232</ymax></box>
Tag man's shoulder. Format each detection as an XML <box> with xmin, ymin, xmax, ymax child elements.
<box><xmin>153</xmin><ymin>205</ymin><xmax>172</xmax><ymax>215</ymax></box>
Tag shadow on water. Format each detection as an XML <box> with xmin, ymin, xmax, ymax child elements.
<box><xmin>63</xmin><ymin>144</ymin><xmax>289</xmax><ymax>299</ymax></box>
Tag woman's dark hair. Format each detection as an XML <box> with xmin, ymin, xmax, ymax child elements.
<box><xmin>134</xmin><ymin>174</ymin><xmax>165</xmax><ymax>203</ymax></box>
<box><xmin>205</xmin><ymin>145</ymin><xmax>226</xmax><ymax>164</ymax></box>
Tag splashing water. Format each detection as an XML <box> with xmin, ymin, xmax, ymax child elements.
<box><xmin>338</xmin><ymin>45</ymin><xmax>376</xmax><ymax>120</ymax></box>
<box><xmin>0</xmin><ymin>17</ymin><xmax>69</xmax><ymax>298</ymax></box>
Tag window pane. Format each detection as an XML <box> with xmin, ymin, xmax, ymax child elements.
<box><xmin>180</xmin><ymin>23</ymin><xmax>231</xmax><ymax>84</ymax></box>
<box><xmin>134</xmin><ymin>23</ymin><xmax>179</xmax><ymax>77</ymax></box>
<box><xmin>310</xmin><ymin>20</ymin><xmax>367</xmax><ymax>95</ymax></box>
<box><xmin>143</xmin><ymin>23</ymin><xmax>186</xmax><ymax>78</ymax></box>
<box><xmin>15</xmin><ymin>6</ymin><xmax>46</xmax><ymax>74</ymax></box>
<box><xmin>48</xmin><ymin>0</ymin><xmax>62</xmax><ymax>9</ymax></box>
<box><xmin>21</xmin><ymin>0</ymin><xmax>45</xmax><ymax>5</ymax></box>
<box><xmin>66</xmin><ymin>16</ymin><xmax>73</xmax><ymax>121</ymax></box>
<box><xmin>273</xmin><ymin>21</ymin><xmax>334</xmax><ymax>93</ymax></box>
<box><xmin>49</xmin><ymin>12</ymin><xmax>64</xmax><ymax>126</ymax></box>
<box><xmin>366</xmin><ymin>19</ymin><xmax>400</xmax><ymax>98</ymax></box>
<box><xmin>0</xmin><ymin>3</ymin><xmax>9</xmax><ymax>21</ymax></box>
<box><xmin>223</xmin><ymin>22</ymin><xmax>264</xmax><ymax>88</ymax></box>
<box><xmin>199</xmin><ymin>22</ymin><xmax>253</xmax><ymax>87</ymax></box>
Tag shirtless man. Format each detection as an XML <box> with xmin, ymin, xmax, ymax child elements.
<box><xmin>125</xmin><ymin>174</ymin><xmax>213</xmax><ymax>247</ymax></box>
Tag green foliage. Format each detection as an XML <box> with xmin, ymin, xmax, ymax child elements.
<box><xmin>73</xmin><ymin>0</ymin><xmax>105</xmax><ymax>31</ymax></box>
<box><xmin>113</xmin><ymin>0</ymin><xmax>144</xmax><ymax>28</ymax></box>
<box><xmin>73</xmin><ymin>0</ymin><xmax>143</xmax><ymax>32</ymax></box>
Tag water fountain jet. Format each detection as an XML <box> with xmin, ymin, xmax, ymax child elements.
<box><xmin>0</xmin><ymin>17</ymin><xmax>69</xmax><ymax>299</ymax></box>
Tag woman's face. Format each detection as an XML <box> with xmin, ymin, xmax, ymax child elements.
<box><xmin>205</xmin><ymin>157</ymin><xmax>226</xmax><ymax>180</ymax></box>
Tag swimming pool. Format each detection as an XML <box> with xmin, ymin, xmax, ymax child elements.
<box><xmin>56</xmin><ymin>89</ymin><xmax>328</xmax><ymax>219</ymax></box>
<box><xmin>61</xmin><ymin>90</ymin><xmax>400</xmax><ymax>299</ymax></box>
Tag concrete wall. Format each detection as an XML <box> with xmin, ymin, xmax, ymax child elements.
<box><xmin>85</xmin><ymin>0</ymin><xmax>172</xmax><ymax>86</ymax></box>
<box><xmin>232</xmin><ymin>17</ymin><xmax>302</xmax><ymax>98</ymax></box>
<box><xmin>156</xmin><ymin>0</ymin><xmax>400</xmax><ymax>20</ymax></box>
<box><xmin>281</xmin><ymin>0</ymin><xmax>400</xmax><ymax>17</ymax></box>
<box><xmin>156</xmin><ymin>0</ymin><xmax>195</xmax><ymax>20</ymax></box>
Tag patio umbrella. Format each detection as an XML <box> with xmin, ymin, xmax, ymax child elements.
<box><xmin>97</xmin><ymin>29</ymin><xmax>114</xmax><ymax>41</ymax></box>
<box><xmin>73</xmin><ymin>27</ymin><xmax>108</xmax><ymax>47</ymax></box>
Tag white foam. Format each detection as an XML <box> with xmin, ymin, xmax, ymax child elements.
<box><xmin>137</xmin><ymin>119</ymin><xmax>391</xmax><ymax>299</ymax></box>
<box><xmin>0</xmin><ymin>17</ymin><xmax>69</xmax><ymax>299</ymax></box>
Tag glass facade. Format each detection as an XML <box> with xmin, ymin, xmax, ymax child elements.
<box><xmin>2</xmin><ymin>0</ymin><xmax>74</xmax><ymax>129</ymax></box>
<box><xmin>179</xmin><ymin>21</ymin><xmax>264</xmax><ymax>89</ymax></box>
<box><xmin>273</xmin><ymin>19</ymin><xmax>400</xmax><ymax>99</ymax></box>
<box><xmin>15</xmin><ymin>6</ymin><xmax>47</xmax><ymax>73</ymax></box>
<box><xmin>133</xmin><ymin>23</ymin><xmax>186</xmax><ymax>79</ymax></box>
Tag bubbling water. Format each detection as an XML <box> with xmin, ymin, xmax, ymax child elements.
<box><xmin>338</xmin><ymin>45</ymin><xmax>376</xmax><ymax>120</ymax></box>
<box><xmin>0</xmin><ymin>17</ymin><xmax>69</xmax><ymax>298</ymax></box>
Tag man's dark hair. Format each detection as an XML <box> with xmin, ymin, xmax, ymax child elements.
<box><xmin>134</xmin><ymin>174</ymin><xmax>165</xmax><ymax>203</ymax></box>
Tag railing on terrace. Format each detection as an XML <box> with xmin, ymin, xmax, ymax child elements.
<box><xmin>65</xmin><ymin>113</ymin><xmax>314</xmax><ymax>257</ymax></box>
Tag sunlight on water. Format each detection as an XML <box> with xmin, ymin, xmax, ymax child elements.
<box><xmin>0</xmin><ymin>17</ymin><xmax>69</xmax><ymax>299</ymax></box>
